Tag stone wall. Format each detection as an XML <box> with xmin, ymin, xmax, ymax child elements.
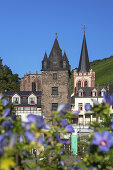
<box><xmin>41</xmin><ymin>70</ymin><xmax>70</xmax><ymax>119</ymax></box>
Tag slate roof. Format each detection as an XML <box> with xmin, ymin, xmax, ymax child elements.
<box><xmin>42</xmin><ymin>38</ymin><xmax>70</xmax><ymax>71</ymax></box>
<box><xmin>77</xmin><ymin>34</ymin><xmax>90</xmax><ymax>73</ymax></box>
<box><xmin>74</xmin><ymin>86</ymin><xmax>107</xmax><ymax>98</ymax></box>
<box><xmin>6</xmin><ymin>91</ymin><xmax>42</xmax><ymax>97</ymax></box>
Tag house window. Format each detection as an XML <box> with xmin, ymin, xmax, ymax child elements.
<box><xmin>13</xmin><ymin>97</ymin><xmax>19</xmax><ymax>104</ymax></box>
<box><xmin>92</xmin><ymin>91</ymin><xmax>97</xmax><ymax>97</ymax></box>
<box><xmin>52</xmin><ymin>87</ymin><xmax>58</xmax><ymax>95</ymax></box>
<box><xmin>52</xmin><ymin>103</ymin><xmax>58</xmax><ymax>111</ymax></box>
<box><xmin>24</xmin><ymin>107</ymin><xmax>30</xmax><ymax>111</ymax></box>
<box><xmin>53</xmin><ymin>73</ymin><xmax>57</xmax><ymax>80</ymax></box>
<box><xmin>101</xmin><ymin>91</ymin><xmax>105</xmax><ymax>97</ymax></box>
<box><xmin>29</xmin><ymin>97</ymin><xmax>35</xmax><ymax>104</ymax></box>
<box><xmin>18</xmin><ymin>107</ymin><xmax>24</xmax><ymax>111</ymax></box>
<box><xmin>31</xmin><ymin>107</ymin><xmax>37</xmax><ymax>111</ymax></box>
<box><xmin>78</xmin><ymin>103</ymin><xmax>83</xmax><ymax>111</ymax></box>
<box><xmin>78</xmin><ymin>81</ymin><xmax>81</xmax><ymax>88</ymax></box>
<box><xmin>84</xmin><ymin>81</ymin><xmax>88</xmax><ymax>87</ymax></box>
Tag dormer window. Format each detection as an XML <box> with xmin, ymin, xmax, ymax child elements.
<box><xmin>63</xmin><ymin>61</ymin><xmax>66</xmax><ymax>68</ymax></box>
<box><xmin>13</xmin><ymin>97</ymin><xmax>19</xmax><ymax>104</ymax></box>
<box><xmin>92</xmin><ymin>89</ymin><xmax>97</xmax><ymax>97</ymax></box>
<box><xmin>78</xmin><ymin>89</ymin><xmax>83</xmax><ymax>97</ymax></box>
<box><xmin>101</xmin><ymin>89</ymin><xmax>106</xmax><ymax>97</ymax></box>
<box><xmin>30</xmin><ymin>97</ymin><xmax>35</xmax><ymax>105</ymax></box>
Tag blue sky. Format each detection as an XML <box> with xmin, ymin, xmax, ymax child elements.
<box><xmin>0</xmin><ymin>0</ymin><xmax>113</xmax><ymax>78</ymax></box>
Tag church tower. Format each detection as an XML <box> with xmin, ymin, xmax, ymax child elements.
<box><xmin>41</xmin><ymin>36</ymin><xmax>71</xmax><ymax>120</ymax></box>
<box><xmin>73</xmin><ymin>33</ymin><xmax>95</xmax><ymax>93</ymax></box>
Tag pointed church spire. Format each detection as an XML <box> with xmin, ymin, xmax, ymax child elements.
<box><xmin>44</xmin><ymin>51</ymin><xmax>47</xmax><ymax>59</ymax></box>
<box><xmin>77</xmin><ymin>33</ymin><xmax>90</xmax><ymax>73</ymax></box>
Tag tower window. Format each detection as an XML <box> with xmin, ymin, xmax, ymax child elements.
<box><xmin>53</xmin><ymin>73</ymin><xmax>57</xmax><ymax>80</ymax></box>
<box><xmin>52</xmin><ymin>87</ymin><xmax>58</xmax><ymax>95</ymax></box>
<box><xmin>63</xmin><ymin>61</ymin><xmax>66</xmax><ymax>68</ymax></box>
<box><xmin>52</xmin><ymin>103</ymin><xmax>58</xmax><ymax>111</ymax></box>
<box><xmin>78</xmin><ymin>81</ymin><xmax>81</xmax><ymax>88</ymax></box>
<box><xmin>84</xmin><ymin>81</ymin><xmax>88</xmax><ymax>87</ymax></box>
<box><xmin>32</xmin><ymin>82</ymin><xmax>36</xmax><ymax>91</ymax></box>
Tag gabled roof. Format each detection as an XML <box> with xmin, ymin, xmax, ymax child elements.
<box><xmin>78</xmin><ymin>34</ymin><xmax>90</xmax><ymax>73</ymax></box>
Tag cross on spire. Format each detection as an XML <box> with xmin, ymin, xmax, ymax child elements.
<box><xmin>55</xmin><ymin>32</ymin><xmax>58</xmax><ymax>39</ymax></box>
<box><xmin>84</xmin><ymin>24</ymin><xmax>85</xmax><ymax>35</ymax></box>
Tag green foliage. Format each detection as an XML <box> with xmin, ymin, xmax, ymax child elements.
<box><xmin>0</xmin><ymin>63</ymin><xmax>20</xmax><ymax>92</ymax></box>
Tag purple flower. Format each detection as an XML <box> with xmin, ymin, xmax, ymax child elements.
<box><xmin>60</xmin><ymin>119</ymin><xmax>67</xmax><ymax>127</ymax></box>
<box><xmin>27</xmin><ymin>114</ymin><xmax>37</xmax><ymax>124</ymax></box>
<box><xmin>55</xmin><ymin>135</ymin><xmax>70</xmax><ymax>144</ymax></box>
<box><xmin>59</xmin><ymin>151</ymin><xmax>64</xmax><ymax>155</ymax></box>
<box><xmin>2</xmin><ymin>99</ymin><xmax>8</xmax><ymax>106</ymax></box>
<box><xmin>27</xmin><ymin>114</ymin><xmax>48</xmax><ymax>130</ymax></box>
<box><xmin>85</xmin><ymin>103</ymin><xmax>92</xmax><ymax>111</ymax></box>
<box><xmin>111</xmin><ymin>124</ymin><xmax>113</xmax><ymax>131</ymax></box>
<box><xmin>25</xmin><ymin>131</ymin><xmax>35</xmax><ymax>142</ymax></box>
<box><xmin>2</xmin><ymin>120</ymin><xmax>13</xmax><ymax>129</ymax></box>
<box><xmin>58</xmin><ymin>104</ymin><xmax>71</xmax><ymax>116</ymax></box>
<box><xmin>111</xmin><ymin>117</ymin><xmax>113</xmax><ymax>123</ymax></box>
<box><xmin>65</xmin><ymin>124</ymin><xmax>74</xmax><ymax>133</ymax></box>
<box><xmin>21</xmin><ymin>122</ymin><xmax>31</xmax><ymax>130</ymax></box>
<box><xmin>73</xmin><ymin>110</ymin><xmax>80</xmax><ymax>115</ymax></box>
<box><xmin>3</xmin><ymin>108</ymin><xmax>10</xmax><ymax>117</ymax></box>
<box><xmin>92</xmin><ymin>131</ymin><xmax>113</xmax><ymax>152</ymax></box>
<box><xmin>20</xmin><ymin>135</ymin><xmax>24</xmax><ymax>142</ymax></box>
<box><xmin>37</xmin><ymin>135</ymin><xmax>44</xmax><ymax>144</ymax></box>
<box><xmin>104</xmin><ymin>92</ymin><xmax>113</xmax><ymax>106</ymax></box>
<box><xmin>22</xmin><ymin>151</ymin><xmax>26</xmax><ymax>156</ymax></box>
<box><xmin>60</xmin><ymin>161</ymin><xmax>65</xmax><ymax>167</ymax></box>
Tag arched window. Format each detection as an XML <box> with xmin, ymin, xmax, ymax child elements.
<box><xmin>63</xmin><ymin>61</ymin><xmax>66</xmax><ymax>68</ymax></box>
<box><xmin>78</xmin><ymin>81</ymin><xmax>81</xmax><ymax>88</ymax></box>
<box><xmin>84</xmin><ymin>81</ymin><xmax>88</xmax><ymax>87</ymax></box>
<box><xmin>32</xmin><ymin>82</ymin><xmax>36</xmax><ymax>91</ymax></box>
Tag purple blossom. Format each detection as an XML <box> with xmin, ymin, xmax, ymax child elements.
<box><xmin>25</xmin><ymin>131</ymin><xmax>35</xmax><ymax>142</ymax></box>
<box><xmin>104</xmin><ymin>92</ymin><xmax>113</xmax><ymax>106</ymax></box>
<box><xmin>58</xmin><ymin>104</ymin><xmax>71</xmax><ymax>116</ymax></box>
<box><xmin>22</xmin><ymin>151</ymin><xmax>26</xmax><ymax>156</ymax></box>
<box><xmin>20</xmin><ymin>135</ymin><xmax>24</xmax><ymax>142</ymax></box>
<box><xmin>59</xmin><ymin>151</ymin><xmax>64</xmax><ymax>155</ymax></box>
<box><xmin>2</xmin><ymin>99</ymin><xmax>8</xmax><ymax>106</ymax></box>
<box><xmin>73</xmin><ymin>110</ymin><xmax>80</xmax><ymax>115</ymax></box>
<box><xmin>60</xmin><ymin>161</ymin><xmax>65</xmax><ymax>167</ymax></box>
<box><xmin>3</xmin><ymin>108</ymin><xmax>10</xmax><ymax>117</ymax></box>
<box><xmin>27</xmin><ymin>114</ymin><xmax>48</xmax><ymax>130</ymax></box>
<box><xmin>55</xmin><ymin>135</ymin><xmax>70</xmax><ymax>144</ymax></box>
<box><xmin>65</xmin><ymin>124</ymin><xmax>74</xmax><ymax>133</ymax></box>
<box><xmin>2</xmin><ymin>120</ymin><xmax>13</xmax><ymax>129</ymax></box>
<box><xmin>111</xmin><ymin>124</ymin><xmax>113</xmax><ymax>131</ymax></box>
<box><xmin>92</xmin><ymin>131</ymin><xmax>113</xmax><ymax>152</ymax></box>
<box><xmin>85</xmin><ymin>103</ymin><xmax>92</xmax><ymax>111</ymax></box>
<box><xmin>60</xmin><ymin>119</ymin><xmax>67</xmax><ymax>127</ymax></box>
<box><xmin>21</xmin><ymin>122</ymin><xmax>31</xmax><ymax>130</ymax></box>
<box><xmin>37</xmin><ymin>135</ymin><xmax>44</xmax><ymax>144</ymax></box>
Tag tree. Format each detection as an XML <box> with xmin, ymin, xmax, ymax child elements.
<box><xmin>0</xmin><ymin>60</ymin><xmax>20</xmax><ymax>92</ymax></box>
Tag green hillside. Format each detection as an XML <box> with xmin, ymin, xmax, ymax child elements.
<box><xmin>71</xmin><ymin>56</ymin><xmax>113</xmax><ymax>93</ymax></box>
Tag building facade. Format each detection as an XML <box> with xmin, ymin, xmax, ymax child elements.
<box><xmin>41</xmin><ymin>37</ymin><xmax>71</xmax><ymax>119</ymax></box>
<box><xmin>20</xmin><ymin>72</ymin><xmax>42</xmax><ymax>91</ymax></box>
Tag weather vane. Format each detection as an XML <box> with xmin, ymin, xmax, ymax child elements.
<box><xmin>55</xmin><ymin>32</ymin><xmax>58</xmax><ymax>39</ymax></box>
<box><xmin>83</xmin><ymin>24</ymin><xmax>85</xmax><ymax>35</ymax></box>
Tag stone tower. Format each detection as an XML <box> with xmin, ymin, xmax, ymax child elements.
<box><xmin>41</xmin><ymin>37</ymin><xmax>71</xmax><ymax>120</ymax></box>
<box><xmin>73</xmin><ymin>33</ymin><xmax>95</xmax><ymax>93</ymax></box>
